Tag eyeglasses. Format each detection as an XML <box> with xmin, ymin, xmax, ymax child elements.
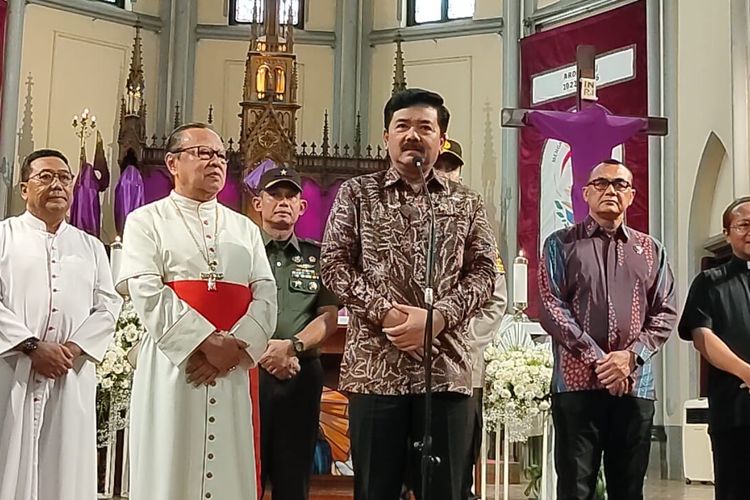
<box><xmin>587</xmin><ymin>178</ymin><xmax>632</xmax><ymax>192</ymax></box>
<box><xmin>28</xmin><ymin>170</ymin><xmax>75</xmax><ymax>186</ymax></box>
<box><xmin>171</xmin><ymin>145</ymin><xmax>228</xmax><ymax>162</ymax></box>
<box><xmin>729</xmin><ymin>222</ymin><xmax>750</xmax><ymax>234</ymax></box>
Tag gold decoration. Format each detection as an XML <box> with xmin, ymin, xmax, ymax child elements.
<box><xmin>72</xmin><ymin>108</ymin><xmax>97</xmax><ymax>153</ymax></box>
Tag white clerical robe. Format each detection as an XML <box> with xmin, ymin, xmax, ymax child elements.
<box><xmin>118</xmin><ymin>191</ymin><xmax>276</xmax><ymax>500</ymax></box>
<box><xmin>0</xmin><ymin>212</ymin><xmax>122</xmax><ymax>500</ymax></box>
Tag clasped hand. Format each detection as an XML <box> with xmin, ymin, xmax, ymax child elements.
<box><xmin>30</xmin><ymin>341</ymin><xmax>81</xmax><ymax>379</ymax></box>
<box><xmin>259</xmin><ymin>339</ymin><xmax>301</xmax><ymax>381</ymax></box>
<box><xmin>186</xmin><ymin>331</ymin><xmax>248</xmax><ymax>386</ymax></box>
<box><xmin>595</xmin><ymin>350</ymin><xmax>636</xmax><ymax>397</ymax></box>
<box><xmin>382</xmin><ymin>303</ymin><xmax>445</xmax><ymax>362</ymax></box>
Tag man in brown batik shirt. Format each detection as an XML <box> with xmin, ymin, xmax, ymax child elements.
<box><xmin>321</xmin><ymin>88</ymin><xmax>497</xmax><ymax>500</ymax></box>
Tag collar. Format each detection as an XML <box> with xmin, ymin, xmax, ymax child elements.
<box><xmin>262</xmin><ymin>230</ymin><xmax>301</xmax><ymax>254</ymax></box>
<box><xmin>20</xmin><ymin>211</ymin><xmax>67</xmax><ymax>234</ymax></box>
<box><xmin>582</xmin><ymin>214</ymin><xmax>630</xmax><ymax>242</ymax></box>
<box><xmin>383</xmin><ymin>165</ymin><xmax>449</xmax><ymax>192</ymax></box>
<box><xmin>169</xmin><ymin>190</ymin><xmax>218</xmax><ymax>211</ymax></box>
<box><xmin>728</xmin><ymin>255</ymin><xmax>750</xmax><ymax>273</ymax></box>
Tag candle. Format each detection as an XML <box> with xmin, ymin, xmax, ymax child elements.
<box><xmin>513</xmin><ymin>255</ymin><xmax>528</xmax><ymax>305</ymax></box>
<box><xmin>110</xmin><ymin>236</ymin><xmax>123</xmax><ymax>283</ymax></box>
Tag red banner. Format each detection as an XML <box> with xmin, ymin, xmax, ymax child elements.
<box><xmin>518</xmin><ymin>0</ymin><xmax>648</xmax><ymax>317</ymax></box>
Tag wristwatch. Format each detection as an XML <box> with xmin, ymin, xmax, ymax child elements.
<box><xmin>20</xmin><ymin>337</ymin><xmax>39</xmax><ymax>355</ymax></box>
<box><xmin>290</xmin><ymin>336</ymin><xmax>305</xmax><ymax>355</ymax></box>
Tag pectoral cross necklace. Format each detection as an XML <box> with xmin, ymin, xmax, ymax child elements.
<box><xmin>171</xmin><ymin>198</ymin><xmax>223</xmax><ymax>291</ymax></box>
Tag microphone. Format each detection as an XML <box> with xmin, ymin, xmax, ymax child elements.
<box><xmin>414</xmin><ymin>157</ymin><xmax>425</xmax><ymax>170</ymax></box>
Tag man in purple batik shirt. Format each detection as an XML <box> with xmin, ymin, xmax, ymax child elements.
<box><xmin>538</xmin><ymin>159</ymin><xmax>677</xmax><ymax>500</ymax></box>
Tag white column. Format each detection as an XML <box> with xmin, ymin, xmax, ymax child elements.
<box><xmin>731</xmin><ymin>0</ymin><xmax>750</xmax><ymax>196</ymax></box>
<box><xmin>0</xmin><ymin>0</ymin><xmax>26</xmax><ymax>218</ymax></box>
<box><xmin>156</xmin><ymin>0</ymin><xmax>197</xmax><ymax>135</ymax></box>
<box><xmin>501</xmin><ymin>0</ymin><xmax>521</xmax><ymax>301</ymax></box>
<box><xmin>333</xmin><ymin>0</ymin><xmax>361</xmax><ymax>146</ymax></box>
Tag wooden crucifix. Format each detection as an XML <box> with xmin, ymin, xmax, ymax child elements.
<box><xmin>501</xmin><ymin>45</ymin><xmax>668</xmax><ymax>221</ymax></box>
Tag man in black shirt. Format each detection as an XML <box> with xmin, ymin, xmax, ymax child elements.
<box><xmin>678</xmin><ymin>196</ymin><xmax>750</xmax><ymax>500</ymax></box>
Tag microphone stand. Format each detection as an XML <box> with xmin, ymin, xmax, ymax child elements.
<box><xmin>414</xmin><ymin>158</ymin><xmax>439</xmax><ymax>500</ymax></box>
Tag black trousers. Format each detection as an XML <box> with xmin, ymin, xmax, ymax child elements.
<box><xmin>461</xmin><ymin>388</ymin><xmax>483</xmax><ymax>499</ymax></box>
<box><xmin>552</xmin><ymin>391</ymin><xmax>654</xmax><ymax>500</ymax></box>
<box><xmin>710</xmin><ymin>426</ymin><xmax>750</xmax><ymax>500</ymax></box>
<box><xmin>349</xmin><ymin>392</ymin><xmax>474</xmax><ymax>500</ymax></box>
<box><xmin>260</xmin><ymin>357</ymin><xmax>324</xmax><ymax>500</ymax></box>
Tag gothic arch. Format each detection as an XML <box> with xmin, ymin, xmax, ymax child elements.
<box><xmin>688</xmin><ymin>131</ymin><xmax>730</xmax><ymax>273</ymax></box>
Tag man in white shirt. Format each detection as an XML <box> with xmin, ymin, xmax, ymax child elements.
<box><xmin>118</xmin><ymin>123</ymin><xmax>276</xmax><ymax>500</ymax></box>
<box><xmin>0</xmin><ymin>149</ymin><xmax>122</xmax><ymax>500</ymax></box>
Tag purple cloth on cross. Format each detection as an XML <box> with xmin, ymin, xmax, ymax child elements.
<box><xmin>114</xmin><ymin>164</ymin><xmax>145</xmax><ymax>235</ymax></box>
<box><xmin>528</xmin><ymin>103</ymin><xmax>646</xmax><ymax>221</ymax></box>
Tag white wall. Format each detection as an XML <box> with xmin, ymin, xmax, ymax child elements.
<box><xmin>13</xmin><ymin>4</ymin><xmax>160</xmax><ymax>242</ymax></box>
<box><xmin>133</xmin><ymin>0</ymin><xmax>160</xmax><ymax>16</ymax></box>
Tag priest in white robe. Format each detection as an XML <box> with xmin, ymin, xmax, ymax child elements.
<box><xmin>118</xmin><ymin>123</ymin><xmax>276</xmax><ymax>500</ymax></box>
<box><xmin>0</xmin><ymin>149</ymin><xmax>122</xmax><ymax>500</ymax></box>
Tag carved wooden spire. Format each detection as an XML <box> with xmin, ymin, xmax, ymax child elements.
<box><xmin>128</xmin><ymin>22</ymin><xmax>145</xmax><ymax>95</ymax></box>
<box><xmin>321</xmin><ymin>109</ymin><xmax>330</xmax><ymax>156</ymax></box>
<box><xmin>124</xmin><ymin>22</ymin><xmax>145</xmax><ymax>117</ymax></box>
<box><xmin>264</xmin><ymin>0</ymin><xmax>281</xmax><ymax>49</ymax></box>
<box><xmin>285</xmin><ymin>1</ymin><xmax>295</xmax><ymax>52</ymax></box>
<box><xmin>354</xmin><ymin>112</ymin><xmax>362</xmax><ymax>157</ymax></box>
<box><xmin>173</xmin><ymin>101</ymin><xmax>181</xmax><ymax>129</ymax></box>
<box><xmin>392</xmin><ymin>33</ymin><xmax>407</xmax><ymax>95</ymax></box>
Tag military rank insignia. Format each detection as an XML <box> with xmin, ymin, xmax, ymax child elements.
<box><xmin>291</xmin><ymin>265</ymin><xmax>320</xmax><ymax>293</ymax></box>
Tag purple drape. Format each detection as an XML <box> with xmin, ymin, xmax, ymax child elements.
<box><xmin>69</xmin><ymin>162</ymin><xmax>103</xmax><ymax>237</ymax></box>
<box><xmin>296</xmin><ymin>178</ymin><xmax>343</xmax><ymax>242</ymax></box>
<box><xmin>114</xmin><ymin>164</ymin><xmax>145</xmax><ymax>235</ymax></box>
<box><xmin>218</xmin><ymin>172</ymin><xmax>242</xmax><ymax>212</ymax></box>
<box><xmin>142</xmin><ymin>168</ymin><xmax>173</xmax><ymax>204</ymax></box>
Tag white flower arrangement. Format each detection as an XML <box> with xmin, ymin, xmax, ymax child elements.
<box><xmin>483</xmin><ymin>342</ymin><xmax>554</xmax><ymax>442</ymax></box>
<box><xmin>96</xmin><ymin>299</ymin><xmax>143</xmax><ymax>447</ymax></box>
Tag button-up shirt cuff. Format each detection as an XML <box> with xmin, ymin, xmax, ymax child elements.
<box><xmin>367</xmin><ymin>296</ymin><xmax>393</xmax><ymax>326</ymax></box>
<box><xmin>628</xmin><ymin>341</ymin><xmax>652</xmax><ymax>364</ymax></box>
<box><xmin>433</xmin><ymin>302</ymin><xmax>458</xmax><ymax>332</ymax></box>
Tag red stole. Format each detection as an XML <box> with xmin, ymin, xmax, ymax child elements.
<box><xmin>166</xmin><ymin>280</ymin><xmax>262</xmax><ymax>498</ymax></box>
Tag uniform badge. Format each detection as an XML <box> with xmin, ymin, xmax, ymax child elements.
<box><xmin>308</xmin><ymin>281</ymin><xmax>319</xmax><ymax>291</ymax></box>
<box><xmin>292</xmin><ymin>280</ymin><xmax>303</xmax><ymax>287</ymax></box>
<box><xmin>308</xmin><ymin>255</ymin><xmax>317</xmax><ymax>263</ymax></box>
<box><xmin>292</xmin><ymin>255</ymin><xmax>303</xmax><ymax>263</ymax></box>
